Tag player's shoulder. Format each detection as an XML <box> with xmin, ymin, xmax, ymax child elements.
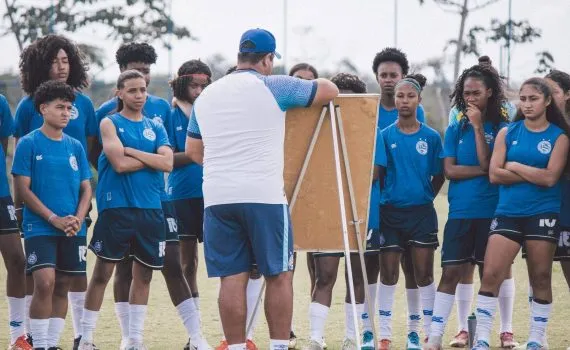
<box><xmin>62</xmin><ymin>133</ymin><xmax>84</xmax><ymax>148</ymax></box>
<box><xmin>74</xmin><ymin>91</ymin><xmax>94</xmax><ymax>105</ymax></box>
<box><xmin>16</xmin><ymin>95</ymin><xmax>34</xmax><ymax>110</ymax></box>
<box><xmin>17</xmin><ymin>129</ymin><xmax>39</xmax><ymax>146</ymax></box>
<box><xmin>421</xmin><ymin>123</ymin><xmax>442</xmax><ymax>139</ymax></box>
<box><xmin>147</xmin><ymin>94</ymin><xmax>170</xmax><ymax>109</ymax></box>
<box><xmin>0</xmin><ymin>94</ymin><xmax>8</xmax><ymax>106</ymax></box>
<box><xmin>97</xmin><ymin>97</ymin><xmax>118</xmax><ymax>115</ymax></box>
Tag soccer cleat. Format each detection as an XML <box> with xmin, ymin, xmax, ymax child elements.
<box><xmin>406</xmin><ymin>332</ymin><xmax>421</xmax><ymax>350</ymax></box>
<box><xmin>322</xmin><ymin>338</ymin><xmax>327</xmax><ymax>349</ymax></box>
<box><xmin>78</xmin><ymin>342</ymin><xmax>97</xmax><ymax>350</ymax></box>
<box><xmin>214</xmin><ymin>340</ymin><xmax>228</xmax><ymax>350</ymax></box>
<box><xmin>471</xmin><ymin>340</ymin><xmax>490</xmax><ymax>350</ymax></box>
<box><xmin>25</xmin><ymin>334</ymin><xmax>33</xmax><ymax>347</ymax></box>
<box><xmin>126</xmin><ymin>341</ymin><xmax>148</xmax><ymax>350</ymax></box>
<box><xmin>526</xmin><ymin>342</ymin><xmax>543</xmax><ymax>350</ymax></box>
<box><xmin>184</xmin><ymin>339</ymin><xmax>191</xmax><ymax>350</ymax></box>
<box><xmin>361</xmin><ymin>331</ymin><xmax>374</xmax><ymax>350</ymax></box>
<box><xmin>8</xmin><ymin>335</ymin><xmax>33</xmax><ymax>350</ymax></box>
<box><xmin>424</xmin><ymin>335</ymin><xmax>443</xmax><ymax>350</ymax></box>
<box><xmin>378</xmin><ymin>339</ymin><xmax>391</xmax><ymax>350</ymax></box>
<box><xmin>450</xmin><ymin>331</ymin><xmax>469</xmax><ymax>348</ymax></box>
<box><xmin>289</xmin><ymin>331</ymin><xmax>297</xmax><ymax>349</ymax></box>
<box><xmin>500</xmin><ymin>332</ymin><xmax>519</xmax><ymax>348</ymax></box>
<box><xmin>341</xmin><ymin>338</ymin><xmax>357</xmax><ymax>350</ymax></box>
<box><xmin>74</xmin><ymin>336</ymin><xmax>99</xmax><ymax>350</ymax></box>
<box><xmin>48</xmin><ymin>347</ymin><xmax>64</xmax><ymax>350</ymax></box>
<box><xmin>303</xmin><ymin>340</ymin><xmax>323</xmax><ymax>350</ymax></box>
<box><xmin>246</xmin><ymin>339</ymin><xmax>258</xmax><ymax>350</ymax></box>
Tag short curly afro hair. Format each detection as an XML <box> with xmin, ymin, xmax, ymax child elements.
<box><xmin>33</xmin><ymin>80</ymin><xmax>76</xmax><ymax>113</ymax></box>
<box><xmin>331</xmin><ymin>73</ymin><xmax>367</xmax><ymax>93</ymax></box>
<box><xmin>115</xmin><ymin>42</ymin><xmax>157</xmax><ymax>69</ymax></box>
<box><xmin>19</xmin><ymin>34</ymin><xmax>89</xmax><ymax>95</ymax></box>
<box><xmin>371</xmin><ymin>47</ymin><xmax>409</xmax><ymax>76</ymax></box>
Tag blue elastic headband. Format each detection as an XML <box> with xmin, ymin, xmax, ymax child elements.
<box><xmin>396</xmin><ymin>78</ymin><xmax>422</xmax><ymax>93</ymax></box>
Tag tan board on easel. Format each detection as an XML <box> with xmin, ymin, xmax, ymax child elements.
<box><xmin>284</xmin><ymin>94</ymin><xmax>380</xmax><ymax>252</ymax></box>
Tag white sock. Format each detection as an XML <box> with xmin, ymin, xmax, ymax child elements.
<box><xmin>228</xmin><ymin>344</ymin><xmax>246</xmax><ymax>350</ymax></box>
<box><xmin>7</xmin><ymin>296</ymin><xmax>25</xmax><ymax>343</ymax></box>
<box><xmin>270</xmin><ymin>339</ymin><xmax>289</xmax><ymax>350</ymax></box>
<box><xmin>194</xmin><ymin>297</ymin><xmax>200</xmax><ymax>309</ymax></box>
<box><xmin>290</xmin><ymin>317</ymin><xmax>295</xmax><ymax>333</ymax></box>
<box><xmin>474</xmin><ymin>294</ymin><xmax>497</xmax><ymax>344</ymax></box>
<box><xmin>361</xmin><ymin>283</ymin><xmax>377</xmax><ymax>332</ymax></box>
<box><xmin>419</xmin><ymin>282</ymin><xmax>436</xmax><ymax>337</ymax></box>
<box><xmin>29</xmin><ymin>318</ymin><xmax>49</xmax><ymax>348</ymax></box>
<box><xmin>129</xmin><ymin>304</ymin><xmax>147</xmax><ymax>343</ymax></box>
<box><xmin>81</xmin><ymin>309</ymin><xmax>99</xmax><ymax>343</ymax></box>
<box><xmin>246</xmin><ymin>277</ymin><xmax>263</xmax><ymax>340</ymax></box>
<box><xmin>309</xmin><ymin>302</ymin><xmax>329</xmax><ymax>343</ymax></box>
<box><xmin>24</xmin><ymin>295</ymin><xmax>32</xmax><ymax>334</ymax></box>
<box><xmin>377</xmin><ymin>282</ymin><xmax>396</xmax><ymax>339</ymax></box>
<box><xmin>455</xmin><ymin>283</ymin><xmax>474</xmax><ymax>332</ymax></box>
<box><xmin>176</xmin><ymin>298</ymin><xmax>203</xmax><ymax>345</ymax></box>
<box><xmin>429</xmin><ymin>292</ymin><xmax>455</xmax><ymax>338</ymax></box>
<box><xmin>498</xmin><ymin>278</ymin><xmax>515</xmax><ymax>333</ymax></box>
<box><xmin>47</xmin><ymin>317</ymin><xmax>65</xmax><ymax>347</ymax></box>
<box><xmin>115</xmin><ymin>302</ymin><xmax>130</xmax><ymax>342</ymax></box>
<box><xmin>406</xmin><ymin>288</ymin><xmax>422</xmax><ymax>334</ymax></box>
<box><xmin>528</xmin><ymin>301</ymin><xmax>551</xmax><ymax>344</ymax></box>
<box><xmin>68</xmin><ymin>291</ymin><xmax>86</xmax><ymax>338</ymax></box>
<box><xmin>345</xmin><ymin>303</ymin><xmax>363</xmax><ymax>340</ymax></box>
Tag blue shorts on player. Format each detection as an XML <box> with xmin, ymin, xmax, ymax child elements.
<box><xmin>25</xmin><ymin>235</ymin><xmax>87</xmax><ymax>275</ymax></box>
<box><xmin>378</xmin><ymin>203</ymin><xmax>439</xmax><ymax>252</ymax></box>
<box><xmin>441</xmin><ymin>218</ymin><xmax>491</xmax><ymax>266</ymax></box>
<box><xmin>172</xmin><ymin>198</ymin><xmax>204</xmax><ymax>242</ymax></box>
<box><xmin>90</xmin><ymin>208</ymin><xmax>166</xmax><ymax>270</ymax></box>
<box><xmin>490</xmin><ymin>213</ymin><xmax>560</xmax><ymax>246</ymax></box>
<box><xmin>203</xmin><ymin>203</ymin><xmax>293</xmax><ymax>277</ymax></box>
<box><xmin>162</xmin><ymin>201</ymin><xmax>179</xmax><ymax>244</ymax></box>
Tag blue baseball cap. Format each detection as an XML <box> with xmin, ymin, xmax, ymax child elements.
<box><xmin>239</xmin><ymin>28</ymin><xmax>281</xmax><ymax>59</ymax></box>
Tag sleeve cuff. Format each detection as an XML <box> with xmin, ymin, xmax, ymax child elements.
<box><xmin>305</xmin><ymin>81</ymin><xmax>318</xmax><ymax>107</ymax></box>
<box><xmin>187</xmin><ymin>131</ymin><xmax>202</xmax><ymax>140</ymax></box>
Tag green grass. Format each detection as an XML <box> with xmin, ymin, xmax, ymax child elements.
<box><xmin>0</xmin><ymin>195</ymin><xmax>569</xmax><ymax>349</ymax></box>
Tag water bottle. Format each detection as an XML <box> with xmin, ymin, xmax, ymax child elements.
<box><xmin>468</xmin><ymin>313</ymin><xmax>477</xmax><ymax>348</ymax></box>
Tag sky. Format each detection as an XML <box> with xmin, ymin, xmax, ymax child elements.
<box><xmin>0</xmin><ymin>0</ymin><xmax>568</xmax><ymax>84</ymax></box>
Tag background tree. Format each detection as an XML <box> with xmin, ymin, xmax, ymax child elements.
<box><xmin>535</xmin><ymin>50</ymin><xmax>555</xmax><ymax>74</ymax></box>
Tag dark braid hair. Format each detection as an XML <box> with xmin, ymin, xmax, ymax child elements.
<box><xmin>331</xmin><ymin>73</ymin><xmax>367</xmax><ymax>93</ymax></box>
<box><xmin>19</xmin><ymin>34</ymin><xmax>89</xmax><ymax>95</ymax></box>
<box><xmin>289</xmin><ymin>63</ymin><xmax>319</xmax><ymax>79</ymax></box>
<box><xmin>372</xmin><ymin>48</ymin><xmax>409</xmax><ymax>76</ymax></box>
<box><xmin>545</xmin><ymin>69</ymin><xmax>570</xmax><ymax>116</ymax></box>
<box><xmin>170</xmin><ymin>60</ymin><xmax>212</xmax><ymax>102</ymax></box>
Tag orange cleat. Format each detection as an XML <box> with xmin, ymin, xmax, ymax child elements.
<box><xmin>215</xmin><ymin>340</ymin><xmax>228</xmax><ymax>350</ymax></box>
<box><xmin>378</xmin><ymin>339</ymin><xmax>391</xmax><ymax>350</ymax></box>
<box><xmin>500</xmin><ymin>332</ymin><xmax>519</xmax><ymax>348</ymax></box>
<box><xmin>449</xmin><ymin>330</ymin><xmax>469</xmax><ymax>348</ymax></box>
<box><xmin>246</xmin><ymin>339</ymin><xmax>258</xmax><ymax>350</ymax></box>
<box><xmin>9</xmin><ymin>335</ymin><xmax>33</xmax><ymax>350</ymax></box>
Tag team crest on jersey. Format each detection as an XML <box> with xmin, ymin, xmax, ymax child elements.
<box><xmin>27</xmin><ymin>252</ymin><xmax>37</xmax><ymax>265</ymax></box>
<box><xmin>69</xmin><ymin>155</ymin><xmax>79</xmax><ymax>171</ymax></box>
<box><xmin>537</xmin><ymin>140</ymin><xmax>552</xmax><ymax>155</ymax></box>
<box><xmin>93</xmin><ymin>240</ymin><xmax>103</xmax><ymax>253</ymax></box>
<box><xmin>490</xmin><ymin>218</ymin><xmax>498</xmax><ymax>231</ymax></box>
<box><xmin>485</xmin><ymin>133</ymin><xmax>494</xmax><ymax>144</ymax></box>
<box><xmin>69</xmin><ymin>105</ymin><xmax>79</xmax><ymax>120</ymax></box>
<box><xmin>416</xmin><ymin>140</ymin><xmax>428</xmax><ymax>155</ymax></box>
<box><xmin>143</xmin><ymin>128</ymin><xmax>156</xmax><ymax>141</ymax></box>
<box><xmin>152</xmin><ymin>116</ymin><xmax>163</xmax><ymax>125</ymax></box>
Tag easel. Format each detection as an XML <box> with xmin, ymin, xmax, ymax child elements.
<box><xmin>246</xmin><ymin>101</ymin><xmax>379</xmax><ymax>349</ymax></box>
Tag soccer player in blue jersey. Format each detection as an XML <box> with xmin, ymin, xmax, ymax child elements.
<box><xmin>12</xmin><ymin>80</ymin><xmax>93</xmax><ymax>350</ymax></box>
<box><xmin>0</xmin><ymin>94</ymin><xmax>31</xmax><ymax>350</ymax></box>
<box><xmin>15</xmin><ymin>34</ymin><xmax>97</xmax><ymax>348</ymax></box>
<box><xmin>361</xmin><ymin>48</ymin><xmax>427</xmax><ymax>349</ymax></box>
<box><xmin>185</xmin><ymin>28</ymin><xmax>338</xmax><ymax>350</ymax></box>
<box><xmin>471</xmin><ymin>78</ymin><xmax>570</xmax><ymax>350</ymax></box>
<box><xmin>78</xmin><ymin>70</ymin><xmax>173</xmax><ymax>350</ymax></box>
<box><xmin>374</xmin><ymin>74</ymin><xmax>445</xmax><ymax>350</ymax></box>
<box><xmin>426</xmin><ymin>65</ymin><xmax>517</xmax><ymax>350</ymax></box>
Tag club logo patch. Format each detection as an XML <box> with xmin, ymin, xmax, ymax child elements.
<box><xmin>69</xmin><ymin>155</ymin><xmax>79</xmax><ymax>171</ymax></box>
<box><xmin>416</xmin><ymin>140</ymin><xmax>428</xmax><ymax>155</ymax></box>
<box><xmin>152</xmin><ymin>116</ymin><xmax>163</xmax><ymax>125</ymax></box>
<box><xmin>485</xmin><ymin>133</ymin><xmax>494</xmax><ymax>144</ymax></box>
<box><xmin>27</xmin><ymin>252</ymin><xmax>37</xmax><ymax>265</ymax></box>
<box><xmin>537</xmin><ymin>140</ymin><xmax>552</xmax><ymax>155</ymax></box>
<box><xmin>70</xmin><ymin>105</ymin><xmax>79</xmax><ymax>120</ymax></box>
<box><xmin>143</xmin><ymin>128</ymin><xmax>156</xmax><ymax>141</ymax></box>
<box><xmin>93</xmin><ymin>240</ymin><xmax>103</xmax><ymax>253</ymax></box>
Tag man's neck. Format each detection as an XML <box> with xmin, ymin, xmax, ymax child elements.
<box><xmin>236</xmin><ymin>63</ymin><xmax>264</xmax><ymax>75</ymax></box>
<box><xmin>40</xmin><ymin>123</ymin><xmax>64</xmax><ymax>140</ymax></box>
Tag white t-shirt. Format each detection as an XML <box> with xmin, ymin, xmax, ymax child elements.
<box><xmin>187</xmin><ymin>70</ymin><xmax>317</xmax><ymax>208</ymax></box>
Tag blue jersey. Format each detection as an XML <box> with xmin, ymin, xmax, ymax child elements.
<box><xmin>96</xmin><ymin>95</ymin><xmax>172</xmax><ymax>201</ymax></box>
<box><xmin>561</xmin><ymin>174</ymin><xmax>570</xmax><ymax>227</ymax></box>
<box><xmin>96</xmin><ymin>114</ymin><xmax>170</xmax><ymax>212</ymax></box>
<box><xmin>367</xmin><ymin>129</ymin><xmax>388</xmax><ymax>229</ymax></box>
<box><xmin>166</xmin><ymin>106</ymin><xmax>203</xmax><ymax>200</ymax></box>
<box><xmin>14</xmin><ymin>92</ymin><xmax>97</xmax><ymax>151</ymax></box>
<box><xmin>495</xmin><ymin>121</ymin><xmax>564</xmax><ymax>217</ymax></box>
<box><xmin>378</xmin><ymin>104</ymin><xmax>425</xmax><ymax>130</ymax></box>
<box><xmin>0</xmin><ymin>95</ymin><xmax>14</xmax><ymax>197</ymax></box>
<box><xmin>443</xmin><ymin>121</ymin><xmax>506</xmax><ymax>219</ymax></box>
<box><xmin>11</xmin><ymin>130</ymin><xmax>92</xmax><ymax>237</ymax></box>
<box><xmin>380</xmin><ymin>123</ymin><xmax>443</xmax><ymax>208</ymax></box>
<box><xmin>448</xmin><ymin>102</ymin><xmax>517</xmax><ymax>126</ymax></box>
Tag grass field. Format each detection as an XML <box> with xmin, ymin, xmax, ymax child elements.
<box><xmin>0</xmin><ymin>195</ymin><xmax>569</xmax><ymax>349</ymax></box>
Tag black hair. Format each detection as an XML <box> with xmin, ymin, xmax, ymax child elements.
<box><xmin>170</xmin><ymin>60</ymin><xmax>212</xmax><ymax>102</ymax></box>
<box><xmin>19</xmin><ymin>34</ymin><xmax>89</xmax><ymax>95</ymax></box>
<box><xmin>395</xmin><ymin>73</ymin><xmax>427</xmax><ymax>96</ymax></box>
<box><xmin>289</xmin><ymin>63</ymin><xmax>319</xmax><ymax>79</ymax></box>
<box><xmin>116</xmin><ymin>70</ymin><xmax>146</xmax><ymax>111</ymax></box>
<box><xmin>115</xmin><ymin>42</ymin><xmax>157</xmax><ymax>69</ymax></box>
<box><xmin>237</xmin><ymin>52</ymin><xmax>271</xmax><ymax>65</ymax></box>
<box><xmin>33</xmin><ymin>80</ymin><xmax>76</xmax><ymax>113</ymax></box>
<box><xmin>226</xmin><ymin>65</ymin><xmax>238</xmax><ymax>75</ymax></box>
<box><xmin>372</xmin><ymin>48</ymin><xmax>409</xmax><ymax>76</ymax></box>
<box><xmin>478</xmin><ymin>55</ymin><xmax>492</xmax><ymax>65</ymax></box>
<box><xmin>545</xmin><ymin>69</ymin><xmax>570</xmax><ymax>116</ymax></box>
<box><xmin>450</xmin><ymin>64</ymin><xmax>507</xmax><ymax>131</ymax></box>
<box><xmin>331</xmin><ymin>73</ymin><xmax>367</xmax><ymax>93</ymax></box>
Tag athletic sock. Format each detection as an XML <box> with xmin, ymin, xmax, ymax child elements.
<box><xmin>309</xmin><ymin>302</ymin><xmax>329</xmax><ymax>344</ymax></box>
<box><xmin>246</xmin><ymin>277</ymin><xmax>263</xmax><ymax>340</ymax></box>
<box><xmin>7</xmin><ymin>296</ymin><xmax>25</xmax><ymax>343</ymax></box>
<box><xmin>361</xmin><ymin>283</ymin><xmax>377</xmax><ymax>332</ymax></box>
<box><xmin>128</xmin><ymin>304</ymin><xmax>147</xmax><ymax>343</ymax></box>
<box><xmin>81</xmin><ymin>309</ymin><xmax>99</xmax><ymax>343</ymax></box>
<box><xmin>345</xmin><ymin>303</ymin><xmax>363</xmax><ymax>340</ymax></box>
<box><xmin>406</xmin><ymin>288</ymin><xmax>422</xmax><ymax>334</ymax></box>
<box><xmin>68</xmin><ymin>291</ymin><xmax>86</xmax><ymax>338</ymax></box>
<box><xmin>473</xmin><ymin>294</ymin><xmax>497</xmax><ymax>344</ymax></box>
<box><xmin>528</xmin><ymin>300</ymin><xmax>551</xmax><ymax>344</ymax></box>
<box><xmin>270</xmin><ymin>339</ymin><xmax>289</xmax><ymax>350</ymax></box>
<box><xmin>228</xmin><ymin>344</ymin><xmax>246</xmax><ymax>350</ymax></box>
<box><xmin>429</xmin><ymin>292</ymin><xmax>455</xmax><ymax>338</ymax></box>
<box><xmin>24</xmin><ymin>295</ymin><xmax>32</xmax><ymax>334</ymax></box>
<box><xmin>176</xmin><ymin>298</ymin><xmax>204</xmax><ymax>345</ymax></box>
<box><xmin>29</xmin><ymin>318</ymin><xmax>49</xmax><ymax>348</ymax></box>
<box><xmin>419</xmin><ymin>282</ymin><xmax>436</xmax><ymax>337</ymax></box>
<box><xmin>377</xmin><ymin>282</ymin><xmax>396</xmax><ymax>340</ymax></box>
<box><xmin>455</xmin><ymin>283</ymin><xmax>474</xmax><ymax>332</ymax></box>
<box><xmin>46</xmin><ymin>317</ymin><xmax>65</xmax><ymax>347</ymax></box>
<box><xmin>498</xmin><ymin>278</ymin><xmax>515</xmax><ymax>333</ymax></box>
<box><xmin>115</xmin><ymin>302</ymin><xmax>130</xmax><ymax>343</ymax></box>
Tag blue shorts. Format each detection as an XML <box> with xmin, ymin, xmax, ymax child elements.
<box><xmin>0</xmin><ymin>196</ymin><xmax>19</xmax><ymax>235</ymax></box>
<box><xmin>90</xmin><ymin>208</ymin><xmax>166</xmax><ymax>270</ymax></box>
<box><xmin>379</xmin><ymin>204</ymin><xmax>439</xmax><ymax>252</ymax></box>
<box><xmin>554</xmin><ymin>227</ymin><xmax>570</xmax><ymax>261</ymax></box>
<box><xmin>204</xmin><ymin>203</ymin><xmax>294</xmax><ymax>277</ymax></box>
<box><xmin>173</xmin><ymin>198</ymin><xmax>204</xmax><ymax>242</ymax></box>
<box><xmin>162</xmin><ymin>201</ymin><xmax>179</xmax><ymax>243</ymax></box>
<box><xmin>442</xmin><ymin>218</ymin><xmax>491</xmax><ymax>266</ymax></box>
<box><xmin>25</xmin><ymin>235</ymin><xmax>87</xmax><ymax>275</ymax></box>
<box><xmin>490</xmin><ymin>213</ymin><xmax>559</xmax><ymax>246</ymax></box>
<box><xmin>365</xmin><ymin>228</ymin><xmax>381</xmax><ymax>255</ymax></box>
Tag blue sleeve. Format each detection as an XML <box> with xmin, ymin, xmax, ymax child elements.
<box><xmin>417</xmin><ymin>105</ymin><xmax>426</xmax><ymax>123</ymax></box>
<box><xmin>186</xmin><ymin>108</ymin><xmax>201</xmax><ymax>139</ymax></box>
<box><xmin>155</xmin><ymin>123</ymin><xmax>171</xmax><ymax>149</ymax></box>
<box><xmin>263</xmin><ymin>75</ymin><xmax>318</xmax><ymax>111</ymax></box>
<box><xmin>0</xmin><ymin>95</ymin><xmax>14</xmax><ymax>138</ymax></box>
<box><xmin>374</xmin><ymin>129</ymin><xmax>387</xmax><ymax>167</ymax></box>
<box><xmin>166</xmin><ymin>108</ymin><xmax>177</xmax><ymax>147</ymax></box>
<box><xmin>448</xmin><ymin>107</ymin><xmax>460</xmax><ymax>126</ymax></box>
<box><xmin>77</xmin><ymin>144</ymin><xmax>92</xmax><ymax>181</ymax></box>
<box><xmin>14</xmin><ymin>98</ymin><xmax>32</xmax><ymax>138</ymax></box>
<box><xmin>95</xmin><ymin>98</ymin><xmax>118</xmax><ymax>135</ymax></box>
<box><xmin>11</xmin><ymin>137</ymin><xmax>32</xmax><ymax>177</ymax></box>
<box><xmin>83</xmin><ymin>96</ymin><xmax>98</xmax><ymax>137</ymax></box>
<box><xmin>431</xmin><ymin>133</ymin><xmax>444</xmax><ymax>176</ymax></box>
<box><xmin>442</xmin><ymin>124</ymin><xmax>458</xmax><ymax>158</ymax></box>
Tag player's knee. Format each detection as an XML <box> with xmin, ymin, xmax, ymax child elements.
<box><xmin>480</xmin><ymin>267</ymin><xmax>503</xmax><ymax>289</ymax></box>
<box><xmin>162</xmin><ymin>258</ymin><xmax>184</xmax><ymax>281</ymax></box>
<box><xmin>114</xmin><ymin>262</ymin><xmax>133</xmax><ymax>281</ymax></box>
<box><xmin>530</xmin><ymin>270</ymin><xmax>551</xmax><ymax>292</ymax></box>
<box><xmin>4</xmin><ymin>249</ymin><xmax>26</xmax><ymax>274</ymax></box>
<box><xmin>440</xmin><ymin>267</ymin><xmax>461</xmax><ymax>288</ymax></box>
<box><xmin>182</xmin><ymin>257</ymin><xmax>198</xmax><ymax>277</ymax></box>
<box><xmin>53</xmin><ymin>275</ymin><xmax>71</xmax><ymax>298</ymax></box>
<box><xmin>34</xmin><ymin>276</ymin><xmax>55</xmax><ymax>296</ymax></box>
<box><xmin>134</xmin><ymin>268</ymin><xmax>153</xmax><ymax>285</ymax></box>
<box><xmin>315</xmin><ymin>272</ymin><xmax>337</xmax><ymax>292</ymax></box>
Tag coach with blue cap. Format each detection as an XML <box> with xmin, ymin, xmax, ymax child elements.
<box><xmin>184</xmin><ymin>28</ymin><xmax>338</xmax><ymax>350</ymax></box>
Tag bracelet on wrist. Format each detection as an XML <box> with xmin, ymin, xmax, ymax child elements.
<box><xmin>48</xmin><ymin>213</ymin><xmax>56</xmax><ymax>223</ymax></box>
